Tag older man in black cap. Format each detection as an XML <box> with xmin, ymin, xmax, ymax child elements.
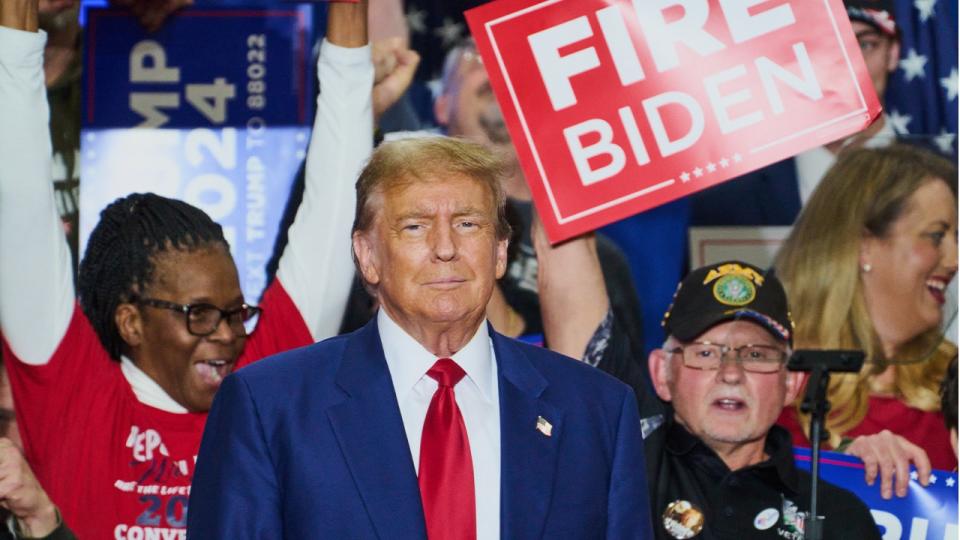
<box><xmin>597</xmin><ymin>261</ymin><xmax>880</xmax><ymax>540</ymax></box>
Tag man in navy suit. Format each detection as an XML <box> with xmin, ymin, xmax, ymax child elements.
<box><xmin>186</xmin><ymin>15</ymin><xmax>651</xmax><ymax>535</ymax></box>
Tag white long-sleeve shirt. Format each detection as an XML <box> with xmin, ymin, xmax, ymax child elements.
<box><xmin>378</xmin><ymin>309</ymin><xmax>501</xmax><ymax>540</ymax></box>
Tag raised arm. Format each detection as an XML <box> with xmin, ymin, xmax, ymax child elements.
<box><xmin>0</xmin><ymin>0</ymin><xmax>75</xmax><ymax>365</ymax></box>
<box><xmin>533</xmin><ymin>215</ymin><xmax>610</xmax><ymax>359</ymax></box>
<box><xmin>274</xmin><ymin>2</ymin><xmax>372</xmax><ymax>341</ymax></box>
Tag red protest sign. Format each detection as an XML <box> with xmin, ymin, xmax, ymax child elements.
<box><xmin>465</xmin><ymin>0</ymin><xmax>881</xmax><ymax>242</ymax></box>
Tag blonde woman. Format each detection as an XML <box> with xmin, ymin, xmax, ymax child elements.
<box><xmin>776</xmin><ymin>144</ymin><xmax>957</xmax><ymax>498</ymax></box>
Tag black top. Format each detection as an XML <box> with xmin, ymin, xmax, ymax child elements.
<box><xmin>645</xmin><ymin>421</ymin><xmax>880</xmax><ymax>540</ymax></box>
<box><xmin>594</xmin><ymin>317</ymin><xmax>881</xmax><ymax>540</ymax></box>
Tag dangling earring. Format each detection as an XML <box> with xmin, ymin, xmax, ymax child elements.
<box><xmin>861</xmin><ymin>262</ymin><xmax>872</xmax><ymax>273</ymax></box>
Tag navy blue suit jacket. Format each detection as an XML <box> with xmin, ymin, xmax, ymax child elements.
<box><xmin>187</xmin><ymin>318</ymin><xmax>652</xmax><ymax>539</ymax></box>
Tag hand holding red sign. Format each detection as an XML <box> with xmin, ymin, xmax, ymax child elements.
<box><xmin>466</xmin><ymin>0</ymin><xmax>881</xmax><ymax>242</ymax></box>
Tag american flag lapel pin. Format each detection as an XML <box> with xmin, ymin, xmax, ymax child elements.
<box><xmin>536</xmin><ymin>416</ymin><xmax>552</xmax><ymax>437</ymax></box>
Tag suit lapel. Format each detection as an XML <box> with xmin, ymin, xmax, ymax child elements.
<box><xmin>326</xmin><ymin>319</ymin><xmax>427</xmax><ymax>539</ymax></box>
<box><xmin>493</xmin><ymin>330</ymin><xmax>564</xmax><ymax>540</ymax></box>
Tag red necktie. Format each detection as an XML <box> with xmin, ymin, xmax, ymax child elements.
<box><xmin>418</xmin><ymin>358</ymin><xmax>477</xmax><ymax>540</ymax></box>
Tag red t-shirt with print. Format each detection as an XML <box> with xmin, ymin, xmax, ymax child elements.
<box><xmin>2</xmin><ymin>281</ymin><xmax>312</xmax><ymax>540</ymax></box>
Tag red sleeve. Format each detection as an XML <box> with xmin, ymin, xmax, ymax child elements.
<box><xmin>2</xmin><ymin>303</ymin><xmax>115</xmax><ymax>467</ymax></box>
<box><xmin>236</xmin><ymin>280</ymin><xmax>313</xmax><ymax>369</ymax></box>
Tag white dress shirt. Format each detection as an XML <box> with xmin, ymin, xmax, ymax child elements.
<box><xmin>378</xmin><ymin>309</ymin><xmax>501</xmax><ymax>540</ymax></box>
<box><xmin>795</xmin><ymin>114</ymin><xmax>895</xmax><ymax>204</ymax></box>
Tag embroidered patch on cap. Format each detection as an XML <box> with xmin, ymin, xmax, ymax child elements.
<box><xmin>712</xmin><ymin>274</ymin><xmax>756</xmax><ymax>306</ymax></box>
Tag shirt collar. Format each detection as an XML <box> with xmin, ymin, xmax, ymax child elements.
<box><xmin>664</xmin><ymin>412</ymin><xmax>802</xmax><ymax>493</ymax></box>
<box><xmin>378</xmin><ymin>309</ymin><xmax>496</xmax><ymax>404</ymax></box>
<box><xmin>120</xmin><ymin>356</ymin><xmax>188</xmax><ymax>413</ymax></box>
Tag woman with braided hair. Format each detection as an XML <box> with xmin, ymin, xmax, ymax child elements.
<box><xmin>0</xmin><ymin>1</ymin><xmax>391</xmax><ymax>537</ymax></box>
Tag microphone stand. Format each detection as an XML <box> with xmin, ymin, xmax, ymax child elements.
<box><xmin>787</xmin><ymin>350</ymin><xmax>865</xmax><ymax>540</ymax></box>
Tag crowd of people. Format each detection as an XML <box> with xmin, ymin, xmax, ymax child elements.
<box><xmin>0</xmin><ymin>0</ymin><xmax>956</xmax><ymax>538</ymax></box>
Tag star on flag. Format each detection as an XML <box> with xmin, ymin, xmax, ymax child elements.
<box><xmin>914</xmin><ymin>0</ymin><xmax>937</xmax><ymax>22</ymax></box>
<box><xmin>933</xmin><ymin>129</ymin><xmax>956</xmax><ymax>154</ymax></box>
<box><xmin>434</xmin><ymin>18</ymin><xmax>465</xmax><ymax>47</ymax></box>
<box><xmin>888</xmin><ymin>110</ymin><xmax>913</xmax><ymax>135</ymax></box>
<box><xmin>941</xmin><ymin>67</ymin><xmax>958</xmax><ymax>102</ymax></box>
<box><xmin>900</xmin><ymin>49</ymin><xmax>929</xmax><ymax>82</ymax></box>
<box><xmin>406</xmin><ymin>8</ymin><xmax>427</xmax><ymax>34</ymax></box>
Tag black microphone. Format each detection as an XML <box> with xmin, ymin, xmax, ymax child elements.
<box><xmin>787</xmin><ymin>349</ymin><xmax>865</xmax><ymax>373</ymax></box>
<box><xmin>784</xmin><ymin>349</ymin><xmax>864</xmax><ymax>540</ymax></box>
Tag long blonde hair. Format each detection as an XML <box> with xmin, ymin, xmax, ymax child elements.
<box><xmin>774</xmin><ymin>144</ymin><xmax>957</xmax><ymax>447</ymax></box>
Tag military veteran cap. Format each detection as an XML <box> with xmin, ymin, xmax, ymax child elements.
<box><xmin>662</xmin><ymin>261</ymin><xmax>794</xmax><ymax>345</ymax></box>
<box><xmin>844</xmin><ymin>0</ymin><xmax>897</xmax><ymax>37</ymax></box>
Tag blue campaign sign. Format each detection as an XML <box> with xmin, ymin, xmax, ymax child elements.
<box><xmin>81</xmin><ymin>7</ymin><xmax>315</xmax><ymax>303</ymax></box>
<box><xmin>84</xmin><ymin>7</ymin><xmax>313</xmax><ymax>128</ymax></box>
<box><xmin>794</xmin><ymin>448</ymin><xmax>958</xmax><ymax>540</ymax></box>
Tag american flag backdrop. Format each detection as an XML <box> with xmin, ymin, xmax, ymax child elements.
<box><xmin>886</xmin><ymin>0</ymin><xmax>958</xmax><ymax>155</ymax></box>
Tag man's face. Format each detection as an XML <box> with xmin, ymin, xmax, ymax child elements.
<box><xmin>649</xmin><ymin>320</ymin><xmax>802</xmax><ymax>455</ymax></box>
<box><xmin>852</xmin><ymin>20</ymin><xmax>899</xmax><ymax>100</ymax></box>
<box><xmin>353</xmin><ymin>174</ymin><xmax>508</xmax><ymax>333</ymax></box>
<box><xmin>436</xmin><ymin>50</ymin><xmax>511</xmax><ymax>147</ymax></box>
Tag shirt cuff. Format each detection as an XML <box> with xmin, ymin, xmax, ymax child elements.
<box><xmin>582</xmin><ymin>308</ymin><xmax>614</xmax><ymax>367</ymax></box>
<box><xmin>7</xmin><ymin>507</ymin><xmax>74</xmax><ymax>540</ymax></box>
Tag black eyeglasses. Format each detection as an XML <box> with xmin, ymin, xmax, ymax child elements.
<box><xmin>666</xmin><ymin>342</ymin><xmax>787</xmax><ymax>374</ymax></box>
<box><xmin>133</xmin><ymin>297</ymin><xmax>262</xmax><ymax>337</ymax></box>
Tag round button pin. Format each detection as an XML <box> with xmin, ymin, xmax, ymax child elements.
<box><xmin>662</xmin><ymin>500</ymin><xmax>705</xmax><ymax>539</ymax></box>
<box><xmin>754</xmin><ymin>507</ymin><xmax>780</xmax><ymax>530</ymax></box>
